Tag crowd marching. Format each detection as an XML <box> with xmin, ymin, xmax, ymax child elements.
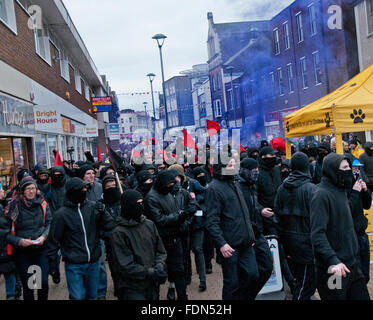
<box><xmin>0</xmin><ymin>134</ymin><xmax>371</xmax><ymax>301</ymax></box>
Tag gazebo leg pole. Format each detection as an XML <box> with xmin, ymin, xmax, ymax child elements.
<box><xmin>335</xmin><ymin>133</ymin><xmax>343</xmax><ymax>155</ymax></box>
<box><xmin>286</xmin><ymin>140</ymin><xmax>292</xmax><ymax>159</ymax></box>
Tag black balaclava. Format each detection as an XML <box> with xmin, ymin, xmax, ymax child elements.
<box><xmin>240</xmin><ymin>158</ymin><xmax>259</xmax><ymax>185</ymax></box>
<box><xmin>259</xmin><ymin>147</ymin><xmax>277</xmax><ymax>169</ymax></box>
<box><xmin>153</xmin><ymin>170</ymin><xmax>177</xmax><ymax>195</ymax></box>
<box><xmin>65</xmin><ymin>177</ymin><xmax>88</xmax><ymax>205</ymax></box>
<box><xmin>37</xmin><ymin>167</ymin><xmax>49</xmax><ymax>185</ymax></box>
<box><xmin>317</xmin><ymin>142</ymin><xmax>331</xmax><ymax>164</ymax></box>
<box><xmin>364</xmin><ymin>142</ymin><xmax>373</xmax><ymax>156</ymax></box>
<box><xmin>193</xmin><ymin>167</ymin><xmax>207</xmax><ymax>186</ymax></box>
<box><xmin>136</xmin><ymin>170</ymin><xmax>154</xmax><ymax>194</ymax></box>
<box><xmin>213</xmin><ymin>152</ymin><xmax>236</xmax><ymax>181</ymax></box>
<box><xmin>102</xmin><ymin>175</ymin><xmax>121</xmax><ymax>204</ymax></box>
<box><xmin>50</xmin><ymin>166</ymin><xmax>66</xmax><ymax>187</ymax></box>
<box><xmin>322</xmin><ymin>153</ymin><xmax>353</xmax><ymax>189</ymax></box>
<box><xmin>290</xmin><ymin>152</ymin><xmax>310</xmax><ymax>173</ymax></box>
<box><xmin>120</xmin><ymin>190</ymin><xmax>144</xmax><ymax>222</ymax></box>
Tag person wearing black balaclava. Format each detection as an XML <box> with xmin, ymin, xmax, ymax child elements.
<box><xmin>205</xmin><ymin>154</ymin><xmax>259</xmax><ymax>300</ymax></box>
<box><xmin>135</xmin><ymin>170</ymin><xmax>154</xmax><ymax>198</ymax></box>
<box><xmin>274</xmin><ymin>152</ymin><xmax>317</xmax><ymax>300</ymax></box>
<box><xmin>46</xmin><ymin>177</ymin><xmax>115</xmax><ymax>300</ymax></box>
<box><xmin>247</xmin><ymin>147</ymin><xmax>260</xmax><ymax>161</ymax></box>
<box><xmin>238</xmin><ymin>158</ymin><xmax>273</xmax><ymax>300</ymax></box>
<box><xmin>110</xmin><ymin>190</ymin><xmax>167</xmax><ymax>300</ymax></box>
<box><xmin>145</xmin><ymin>170</ymin><xmax>194</xmax><ymax>300</ymax></box>
<box><xmin>101</xmin><ymin>175</ymin><xmax>122</xmax><ymax>298</ymax></box>
<box><xmin>310</xmin><ymin>154</ymin><xmax>370</xmax><ymax>300</ymax></box>
<box><xmin>310</xmin><ymin>142</ymin><xmax>330</xmax><ymax>184</ymax></box>
<box><xmin>127</xmin><ymin>160</ymin><xmax>144</xmax><ymax>189</ymax></box>
<box><xmin>280</xmin><ymin>159</ymin><xmax>291</xmax><ymax>181</ymax></box>
<box><xmin>36</xmin><ymin>166</ymin><xmax>50</xmax><ymax>196</ymax></box>
<box><xmin>45</xmin><ymin>166</ymin><xmax>67</xmax><ymax>217</ymax></box>
<box><xmin>359</xmin><ymin>142</ymin><xmax>373</xmax><ymax>191</ymax></box>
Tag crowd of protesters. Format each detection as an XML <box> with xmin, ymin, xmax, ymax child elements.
<box><xmin>0</xmin><ymin>134</ymin><xmax>371</xmax><ymax>301</ymax></box>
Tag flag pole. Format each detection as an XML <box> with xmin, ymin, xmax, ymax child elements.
<box><xmin>106</xmin><ymin>144</ymin><xmax>124</xmax><ymax>194</ymax></box>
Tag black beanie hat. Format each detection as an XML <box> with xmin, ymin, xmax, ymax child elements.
<box><xmin>120</xmin><ymin>190</ymin><xmax>143</xmax><ymax>219</ymax></box>
<box><xmin>259</xmin><ymin>146</ymin><xmax>276</xmax><ymax>158</ymax></box>
<box><xmin>102</xmin><ymin>175</ymin><xmax>116</xmax><ymax>188</ymax></box>
<box><xmin>17</xmin><ymin>169</ymin><xmax>31</xmax><ymax>184</ymax></box>
<box><xmin>99</xmin><ymin>165</ymin><xmax>114</xmax><ymax>181</ymax></box>
<box><xmin>65</xmin><ymin>177</ymin><xmax>88</xmax><ymax>193</ymax></box>
<box><xmin>153</xmin><ymin>170</ymin><xmax>177</xmax><ymax>192</ymax></box>
<box><xmin>290</xmin><ymin>152</ymin><xmax>309</xmax><ymax>173</ymax></box>
<box><xmin>77</xmin><ymin>164</ymin><xmax>95</xmax><ymax>179</ymax></box>
<box><xmin>241</xmin><ymin>158</ymin><xmax>258</xmax><ymax>170</ymax></box>
<box><xmin>136</xmin><ymin>170</ymin><xmax>153</xmax><ymax>185</ymax></box>
<box><xmin>193</xmin><ymin>166</ymin><xmax>205</xmax><ymax>179</ymax></box>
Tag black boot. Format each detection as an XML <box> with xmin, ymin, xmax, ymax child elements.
<box><xmin>52</xmin><ymin>271</ymin><xmax>61</xmax><ymax>284</ymax></box>
<box><xmin>199</xmin><ymin>281</ymin><xmax>207</xmax><ymax>292</ymax></box>
<box><xmin>167</xmin><ymin>288</ymin><xmax>176</xmax><ymax>300</ymax></box>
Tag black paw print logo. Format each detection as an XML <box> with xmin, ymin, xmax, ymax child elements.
<box><xmin>325</xmin><ymin>112</ymin><xmax>331</xmax><ymax>128</ymax></box>
<box><xmin>286</xmin><ymin>121</ymin><xmax>290</xmax><ymax>133</ymax></box>
<box><xmin>350</xmin><ymin>109</ymin><xmax>365</xmax><ymax>124</ymax></box>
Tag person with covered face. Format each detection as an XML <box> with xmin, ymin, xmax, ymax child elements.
<box><xmin>135</xmin><ymin>170</ymin><xmax>154</xmax><ymax>198</ymax></box>
<box><xmin>110</xmin><ymin>190</ymin><xmax>167</xmax><ymax>300</ymax></box>
<box><xmin>46</xmin><ymin>177</ymin><xmax>115</xmax><ymax>300</ymax></box>
<box><xmin>238</xmin><ymin>158</ymin><xmax>273</xmax><ymax>299</ymax></box>
<box><xmin>144</xmin><ymin>170</ymin><xmax>195</xmax><ymax>300</ymax></box>
<box><xmin>310</xmin><ymin>142</ymin><xmax>331</xmax><ymax>184</ymax></box>
<box><xmin>5</xmin><ymin>176</ymin><xmax>52</xmax><ymax>300</ymax></box>
<box><xmin>274</xmin><ymin>152</ymin><xmax>317</xmax><ymax>300</ymax></box>
<box><xmin>205</xmin><ymin>155</ymin><xmax>259</xmax><ymax>300</ymax></box>
<box><xmin>359</xmin><ymin>142</ymin><xmax>373</xmax><ymax>191</ymax></box>
<box><xmin>310</xmin><ymin>154</ymin><xmax>370</xmax><ymax>300</ymax></box>
<box><xmin>36</xmin><ymin>166</ymin><xmax>50</xmax><ymax>196</ymax></box>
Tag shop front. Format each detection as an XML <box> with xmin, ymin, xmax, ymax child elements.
<box><xmin>0</xmin><ymin>93</ymin><xmax>36</xmax><ymax>191</ymax></box>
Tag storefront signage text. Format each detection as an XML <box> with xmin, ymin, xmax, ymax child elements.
<box><xmin>1</xmin><ymin>100</ymin><xmax>26</xmax><ymax>128</ymax></box>
<box><xmin>35</xmin><ymin>110</ymin><xmax>58</xmax><ymax>124</ymax></box>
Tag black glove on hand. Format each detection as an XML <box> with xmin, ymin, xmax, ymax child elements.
<box><xmin>153</xmin><ymin>264</ymin><xmax>168</xmax><ymax>284</ymax></box>
<box><xmin>178</xmin><ymin>210</ymin><xmax>189</xmax><ymax>222</ymax></box>
<box><xmin>95</xmin><ymin>200</ymin><xmax>105</xmax><ymax>213</ymax></box>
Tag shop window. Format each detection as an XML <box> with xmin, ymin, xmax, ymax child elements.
<box><xmin>48</xmin><ymin>135</ymin><xmax>57</xmax><ymax>167</ymax></box>
<box><xmin>0</xmin><ymin>138</ymin><xmax>15</xmax><ymax>191</ymax></box>
<box><xmin>34</xmin><ymin>134</ymin><xmax>47</xmax><ymax>166</ymax></box>
<box><xmin>0</xmin><ymin>0</ymin><xmax>17</xmax><ymax>34</ymax></box>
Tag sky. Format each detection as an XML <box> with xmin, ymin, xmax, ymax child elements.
<box><xmin>62</xmin><ymin>0</ymin><xmax>294</xmax><ymax>113</ymax></box>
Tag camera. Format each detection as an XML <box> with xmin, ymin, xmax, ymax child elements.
<box><xmin>67</xmin><ymin>147</ymin><xmax>75</xmax><ymax>154</ymax></box>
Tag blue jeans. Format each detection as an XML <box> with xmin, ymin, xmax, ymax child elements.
<box><xmin>65</xmin><ymin>261</ymin><xmax>100</xmax><ymax>300</ymax></box>
<box><xmin>97</xmin><ymin>240</ymin><xmax>107</xmax><ymax>298</ymax></box>
<box><xmin>2</xmin><ymin>271</ymin><xmax>16</xmax><ymax>299</ymax></box>
<box><xmin>221</xmin><ymin>246</ymin><xmax>259</xmax><ymax>300</ymax></box>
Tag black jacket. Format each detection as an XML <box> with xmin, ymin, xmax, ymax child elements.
<box><xmin>348</xmin><ymin>188</ymin><xmax>371</xmax><ymax>236</ymax></box>
<box><xmin>310</xmin><ymin>160</ymin><xmax>323</xmax><ymax>185</ymax></box>
<box><xmin>200</xmin><ymin>165</ymin><xmax>213</xmax><ymax>184</ymax></box>
<box><xmin>275</xmin><ymin>171</ymin><xmax>316</xmax><ymax>264</ymax></box>
<box><xmin>310</xmin><ymin>153</ymin><xmax>359</xmax><ymax>269</ymax></box>
<box><xmin>0</xmin><ymin>204</ymin><xmax>15</xmax><ymax>273</ymax></box>
<box><xmin>359</xmin><ymin>147</ymin><xmax>373</xmax><ymax>186</ymax></box>
<box><xmin>46</xmin><ymin>199</ymin><xmax>115</xmax><ymax>264</ymax></box>
<box><xmin>86</xmin><ymin>181</ymin><xmax>102</xmax><ymax>202</ymax></box>
<box><xmin>205</xmin><ymin>176</ymin><xmax>256</xmax><ymax>249</ymax></box>
<box><xmin>172</xmin><ymin>186</ymin><xmax>198</xmax><ymax>234</ymax></box>
<box><xmin>257</xmin><ymin>161</ymin><xmax>283</xmax><ymax>235</ymax></box>
<box><xmin>110</xmin><ymin>216</ymin><xmax>167</xmax><ymax>291</ymax></box>
<box><xmin>101</xmin><ymin>201</ymin><xmax>121</xmax><ymax>240</ymax></box>
<box><xmin>45</xmin><ymin>167</ymin><xmax>67</xmax><ymax>216</ymax></box>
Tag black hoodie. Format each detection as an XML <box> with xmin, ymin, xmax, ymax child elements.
<box><xmin>310</xmin><ymin>153</ymin><xmax>359</xmax><ymax>269</ymax></box>
<box><xmin>45</xmin><ymin>166</ymin><xmax>67</xmax><ymax>216</ymax></box>
<box><xmin>359</xmin><ymin>142</ymin><xmax>373</xmax><ymax>186</ymax></box>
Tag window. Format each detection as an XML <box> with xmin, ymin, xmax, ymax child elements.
<box><xmin>214</xmin><ymin>99</ymin><xmax>222</xmax><ymax>117</ymax></box>
<box><xmin>34</xmin><ymin>26</ymin><xmax>51</xmax><ymax>64</ymax></box>
<box><xmin>313</xmin><ymin>51</ymin><xmax>322</xmax><ymax>85</ymax></box>
<box><xmin>84</xmin><ymin>81</ymin><xmax>90</xmax><ymax>101</ymax></box>
<box><xmin>278</xmin><ymin>68</ymin><xmax>284</xmax><ymax>96</ymax></box>
<box><xmin>296</xmin><ymin>12</ymin><xmax>304</xmax><ymax>43</ymax></box>
<box><xmin>367</xmin><ymin>0</ymin><xmax>373</xmax><ymax>34</ymax></box>
<box><xmin>308</xmin><ymin>4</ymin><xmax>317</xmax><ymax>36</ymax></box>
<box><xmin>60</xmin><ymin>49</ymin><xmax>70</xmax><ymax>82</ymax></box>
<box><xmin>287</xmin><ymin>63</ymin><xmax>295</xmax><ymax>93</ymax></box>
<box><xmin>228</xmin><ymin>89</ymin><xmax>234</xmax><ymax>110</ymax></box>
<box><xmin>300</xmin><ymin>57</ymin><xmax>308</xmax><ymax>89</ymax></box>
<box><xmin>269</xmin><ymin>72</ymin><xmax>275</xmax><ymax>97</ymax></box>
<box><xmin>75</xmin><ymin>69</ymin><xmax>82</xmax><ymax>93</ymax></box>
<box><xmin>273</xmin><ymin>28</ymin><xmax>280</xmax><ymax>54</ymax></box>
<box><xmin>283</xmin><ymin>22</ymin><xmax>290</xmax><ymax>50</ymax></box>
<box><xmin>0</xmin><ymin>0</ymin><xmax>17</xmax><ymax>33</ymax></box>
<box><xmin>121</xmin><ymin>118</ymin><xmax>124</xmax><ymax>124</ymax></box>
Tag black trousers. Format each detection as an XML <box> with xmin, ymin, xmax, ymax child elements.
<box><xmin>180</xmin><ymin>230</ymin><xmax>192</xmax><ymax>284</ymax></box>
<box><xmin>164</xmin><ymin>237</ymin><xmax>188</xmax><ymax>300</ymax></box>
<box><xmin>117</xmin><ymin>285</ymin><xmax>159</xmax><ymax>300</ymax></box>
<box><xmin>290</xmin><ymin>262</ymin><xmax>316</xmax><ymax>300</ymax></box>
<box><xmin>316</xmin><ymin>263</ymin><xmax>370</xmax><ymax>300</ymax></box>
<box><xmin>203</xmin><ymin>228</ymin><xmax>214</xmax><ymax>269</ymax></box>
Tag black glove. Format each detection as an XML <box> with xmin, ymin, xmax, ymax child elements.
<box><xmin>178</xmin><ymin>210</ymin><xmax>189</xmax><ymax>222</ymax></box>
<box><xmin>153</xmin><ymin>264</ymin><xmax>168</xmax><ymax>284</ymax></box>
<box><xmin>95</xmin><ymin>200</ymin><xmax>105</xmax><ymax>213</ymax></box>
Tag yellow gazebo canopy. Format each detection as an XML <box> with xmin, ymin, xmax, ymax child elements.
<box><xmin>284</xmin><ymin>63</ymin><xmax>373</xmax><ymax>157</ymax></box>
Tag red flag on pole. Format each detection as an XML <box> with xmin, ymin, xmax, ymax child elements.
<box><xmin>183</xmin><ymin>129</ymin><xmax>198</xmax><ymax>151</ymax></box>
<box><xmin>206</xmin><ymin>119</ymin><xmax>221</xmax><ymax>136</ymax></box>
<box><xmin>97</xmin><ymin>145</ymin><xmax>103</xmax><ymax>162</ymax></box>
<box><xmin>54</xmin><ymin>149</ymin><xmax>63</xmax><ymax>167</ymax></box>
<box><xmin>240</xmin><ymin>145</ymin><xmax>245</xmax><ymax>153</ymax></box>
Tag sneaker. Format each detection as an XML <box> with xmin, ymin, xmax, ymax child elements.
<box><xmin>52</xmin><ymin>273</ymin><xmax>60</xmax><ymax>284</ymax></box>
<box><xmin>167</xmin><ymin>288</ymin><xmax>176</xmax><ymax>300</ymax></box>
<box><xmin>199</xmin><ymin>281</ymin><xmax>207</xmax><ymax>292</ymax></box>
<box><xmin>6</xmin><ymin>296</ymin><xmax>16</xmax><ymax>300</ymax></box>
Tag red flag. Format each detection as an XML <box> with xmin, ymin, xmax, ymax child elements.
<box><xmin>132</xmin><ymin>149</ymin><xmax>142</xmax><ymax>158</ymax></box>
<box><xmin>270</xmin><ymin>137</ymin><xmax>286</xmax><ymax>154</ymax></box>
<box><xmin>54</xmin><ymin>149</ymin><xmax>63</xmax><ymax>167</ymax></box>
<box><xmin>206</xmin><ymin>119</ymin><xmax>221</xmax><ymax>136</ymax></box>
<box><xmin>240</xmin><ymin>145</ymin><xmax>245</xmax><ymax>153</ymax></box>
<box><xmin>97</xmin><ymin>145</ymin><xmax>103</xmax><ymax>162</ymax></box>
<box><xmin>183</xmin><ymin>129</ymin><xmax>198</xmax><ymax>151</ymax></box>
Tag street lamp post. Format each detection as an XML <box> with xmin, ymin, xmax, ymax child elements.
<box><xmin>143</xmin><ymin>102</ymin><xmax>149</xmax><ymax>130</ymax></box>
<box><xmin>152</xmin><ymin>33</ymin><xmax>169</xmax><ymax>129</ymax></box>
<box><xmin>226</xmin><ymin>66</ymin><xmax>237</xmax><ymax>128</ymax></box>
<box><xmin>146</xmin><ymin>73</ymin><xmax>156</xmax><ymax>134</ymax></box>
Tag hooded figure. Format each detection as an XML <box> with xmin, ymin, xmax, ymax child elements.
<box><xmin>247</xmin><ymin>147</ymin><xmax>260</xmax><ymax>160</ymax></box>
<box><xmin>310</xmin><ymin>142</ymin><xmax>331</xmax><ymax>184</ymax></box>
<box><xmin>205</xmin><ymin>155</ymin><xmax>258</xmax><ymax>300</ymax></box>
<box><xmin>36</xmin><ymin>167</ymin><xmax>50</xmax><ymax>195</ymax></box>
<box><xmin>274</xmin><ymin>152</ymin><xmax>317</xmax><ymax>300</ymax></box>
<box><xmin>45</xmin><ymin>166</ymin><xmax>67</xmax><ymax>216</ymax></box>
<box><xmin>310</xmin><ymin>153</ymin><xmax>370</xmax><ymax>300</ymax></box>
<box><xmin>359</xmin><ymin>142</ymin><xmax>373</xmax><ymax>190</ymax></box>
<box><xmin>135</xmin><ymin>170</ymin><xmax>154</xmax><ymax>198</ymax></box>
<box><xmin>109</xmin><ymin>190</ymin><xmax>167</xmax><ymax>300</ymax></box>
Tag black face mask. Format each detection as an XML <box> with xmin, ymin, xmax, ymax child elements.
<box><xmin>262</xmin><ymin>157</ymin><xmax>276</xmax><ymax>168</ymax></box>
<box><xmin>317</xmin><ymin>152</ymin><xmax>328</xmax><ymax>164</ymax></box>
<box><xmin>366</xmin><ymin>149</ymin><xmax>373</xmax><ymax>156</ymax></box>
<box><xmin>338</xmin><ymin>169</ymin><xmax>354</xmax><ymax>190</ymax></box>
<box><xmin>38</xmin><ymin>178</ymin><xmax>49</xmax><ymax>185</ymax></box>
<box><xmin>170</xmin><ymin>182</ymin><xmax>181</xmax><ymax>195</ymax></box>
<box><xmin>52</xmin><ymin>174</ymin><xmax>65</xmax><ymax>185</ymax></box>
<box><xmin>139</xmin><ymin>181</ymin><xmax>153</xmax><ymax>194</ymax></box>
<box><xmin>67</xmin><ymin>189</ymin><xmax>87</xmax><ymax>204</ymax></box>
<box><xmin>103</xmin><ymin>187</ymin><xmax>121</xmax><ymax>204</ymax></box>
<box><xmin>132</xmin><ymin>202</ymin><xmax>145</xmax><ymax>222</ymax></box>
<box><xmin>159</xmin><ymin>184</ymin><xmax>175</xmax><ymax>195</ymax></box>
<box><xmin>281</xmin><ymin>170</ymin><xmax>290</xmax><ymax>180</ymax></box>
<box><xmin>196</xmin><ymin>176</ymin><xmax>207</xmax><ymax>187</ymax></box>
